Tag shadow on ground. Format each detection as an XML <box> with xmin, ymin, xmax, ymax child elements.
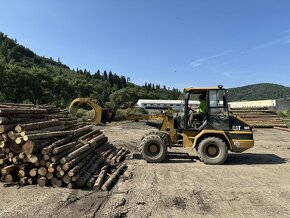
<box><xmin>225</xmin><ymin>153</ymin><xmax>288</xmax><ymax>165</ymax></box>
<box><xmin>133</xmin><ymin>151</ymin><xmax>197</xmax><ymax>163</ymax></box>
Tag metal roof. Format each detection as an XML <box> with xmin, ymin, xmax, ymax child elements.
<box><xmin>183</xmin><ymin>86</ymin><xmax>223</xmax><ymax>92</ymax></box>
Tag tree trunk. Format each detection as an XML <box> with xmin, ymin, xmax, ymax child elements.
<box><xmin>72</xmin><ymin>155</ymin><xmax>99</xmax><ymax>183</ymax></box>
<box><xmin>101</xmin><ymin>163</ymin><xmax>127</xmax><ymax>191</ymax></box>
<box><xmin>50</xmin><ymin>143</ymin><xmax>83</xmax><ymax>163</ymax></box>
<box><xmin>37</xmin><ymin>177</ymin><xmax>47</xmax><ymax>187</ymax></box>
<box><xmin>52</xmin><ymin>141</ymin><xmax>78</xmax><ymax>155</ymax></box>
<box><xmin>23</xmin><ymin>131</ymin><xmax>70</xmax><ymax>141</ymax></box>
<box><xmin>37</xmin><ymin>167</ymin><xmax>47</xmax><ymax>177</ymax></box>
<box><xmin>0</xmin><ymin>123</ymin><xmax>17</xmax><ymax>134</ymax></box>
<box><xmin>59</xmin><ymin>134</ymin><xmax>106</xmax><ymax>164</ymax></box>
<box><xmin>0</xmin><ymin>108</ymin><xmax>47</xmax><ymax>115</ymax></box>
<box><xmin>76</xmin><ymin>158</ymin><xmax>104</xmax><ymax>188</ymax></box>
<box><xmin>29</xmin><ymin>168</ymin><xmax>38</xmax><ymax>177</ymax></box>
<box><xmin>1</xmin><ymin>164</ymin><xmax>17</xmax><ymax>175</ymax></box>
<box><xmin>66</xmin><ymin>152</ymin><xmax>95</xmax><ymax>176</ymax></box>
<box><xmin>63</xmin><ymin>148</ymin><xmax>95</xmax><ymax>172</ymax></box>
<box><xmin>22</xmin><ymin>139</ymin><xmax>55</xmax><ymax>155</ymax></box>
<box><xmin>93</xmin><ymin>164</ymin><xmax>108</xmax><ymax>191</ymax></box>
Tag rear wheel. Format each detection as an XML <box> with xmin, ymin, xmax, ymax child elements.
<box><xmin>141</xmin><ymin>135</ymin><xmax>167</xmax><ymax>163</ymax></box>
<box><xmin>197</xmin><ymin>137</ymin><xmax>228</xmax><ymax>165</ymax></box>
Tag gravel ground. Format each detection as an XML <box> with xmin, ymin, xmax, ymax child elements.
<box><xmin>0</xmin><ymin>121</ymin><xmax>289</xmax><ymax>218</ymax></box>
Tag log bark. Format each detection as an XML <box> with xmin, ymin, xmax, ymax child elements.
<box><xmin>78</xmin><ymin>158</ymin><xmax>104</xmax><ymax>188</ymax></box>
<box><xmin>59</xmin><ymin>134</ymin><xmax>106</xmax><ymax>164</ymax></box>
<box><xmin>0</xmin><ymin>108</ymin><xmax>47</xmax><ymax>115</ymax></box>
<box><xmin>77</xmin><ymin>129</ymin><xmax>101</xmax><ymax>143</ymax></box>
<box><xmin>72</xmin><ymin>155</ymin><xmax>99</xmax><ymax>183</ymax></box>
<box><xmin>50</xmin><ymin>143</ymin><xmax>83</xmax><ymax>163</ymax></box>
<box><xmin>72</xmin><ymin>125</ymin><xmax>94</xmax><ymax>136</ymax></box>
<box><xmin>67</xmin><ymin>152</ymin><xmax>95</xmax><ymax>176</ymax></box>
<box><xmin>20</xmin><ymin>124</ymin><xmax>67</xmax><ymax>136</ymax></box>
<box><xmin>0</xmin><ymin>117</ymin><xmax>24</xmax><ymax>125</ymax></box>
<box><xmin>51</xmin><ymin>178</ymin><xmax>62</xmax><ymax>187</ymax></box>
<box><xmin>101</xmin><ymin>163</ymin><xmax>127</xmax><ymax>191</ymax></box>
<box><xmin>52</xmin><ymin>141</ymin><xmax>78</xmax><ymax>155</ymax></box>
<box><xmin>93</xmin><ymin>164</ymin><xmax>108</xmax><ymax>191</ymax></box>
<box><xmin>42</xmin><ymin>136</ymin><xmax>72</xmax><ymax>154</ymax></box>
<box><xmin>23</xmin><ymin>131</ymin><xmax>70</xmax><ymax>141</ymax></box>
<box><xmin>62</xmin><ymin>174</ymin><xmax>72</xmax><ymax>184</ymax></box>
<box><xmin>22</xmin><ymin>139</ymin><xmax>55</xmax><ymax>155</ymax></box>
<box><xmin>116</xmin><ymin>150</ymin><xmax>130</xmax><ymax>163</ymax></box>
<box><xmin>0</xmin><ymin>123</ymin><xmax>17</xmax><ymax>134</ymax></box>
<box><xmin>110</xmin><ymin>148</ymin><xmax>123</xmax><ymax>164</ymax></box>
<box><xmin>10</xmin><ymin>142</ymin><xmax>22</xmax><ymax>154</ymax></box>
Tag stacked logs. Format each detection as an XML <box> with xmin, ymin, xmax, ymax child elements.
<box><xmin>232</xmin><ymin>110</ymin><xmax>287</xmax><ymax>128</ymax></box>
<box><xmin>0</xmin><ymin>103</ymin><xmax>129</xmax><ymax>191</ymax></box>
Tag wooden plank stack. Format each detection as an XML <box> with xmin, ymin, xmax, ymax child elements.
<box><xmin>0</xmin><ymin>103</ymin><xmax>129</xmax><ymax>191</ymax></box>
<box><xmin>232</xmin><ymin>110</ymin><xmax>287</xmax><ymax>128</ymax></box>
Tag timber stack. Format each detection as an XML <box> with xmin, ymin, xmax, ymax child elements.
<box><xmin>0</xmin><ymin>103</ymin><xmax>129</xmax><ymax>191</ymax></box>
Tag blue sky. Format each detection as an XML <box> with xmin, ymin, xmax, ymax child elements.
<box><xmin>0</xmin><ymin>0</ymin><xmax>290</xmax><ymax>89</ymax></box>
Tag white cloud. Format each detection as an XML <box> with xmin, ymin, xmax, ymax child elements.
<box><xmin>190</xmin><ymin>50</ymin><xmax>234</xmax><ymax>68</ymax></box>
<box><xmin>241</xmin><ymin>34</ymin><xmax>290</xmax><ymax>54</ymax></box>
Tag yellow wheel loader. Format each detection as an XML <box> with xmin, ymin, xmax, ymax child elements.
<box><xmin>69</xmin><ymin>98</ymin><xmax>164</xmax><ymax>124</ymax></box>
<box><xmin>69</xmin><ymin>98</ymin><xmax>113</xmax><ymax>124</ymax></box>
<box><xmin>140</xmin><ymin>85</ymin><xmax>254</xmax><ymax>165</ymax></box>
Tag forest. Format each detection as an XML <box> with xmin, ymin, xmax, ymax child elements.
<box><xmin>0</xmin><ymin>32</ymin><xmax>289</xmax><ymax>108</ymax></box>
<box><xmin>0</xmin><ymin>32</ymin><xmax>181</xmax><ymax>108</ymax></box>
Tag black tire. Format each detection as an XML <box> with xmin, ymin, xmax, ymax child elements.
<box><xmin>141</xmin><ymin>130</ymin><xmax>160</xmax><ymax>141</ymax></box>
<box><xmin>141</xmin><ymin>135</ymin><xmax>167</xmax><ymax>163</ymax></box>
<box><xmin>197</xmin><ymin>137</ymin><xmax>228</xmax><ymax>165</ymax></box>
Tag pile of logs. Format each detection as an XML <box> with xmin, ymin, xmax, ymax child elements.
<box><xmin>232</xmin><ymin>110</ymin><xmax>287</xmax><ymax>128</ymax></box>
<box><xmin>0</xmin><ymin>103</ymin><xmax>129</xmax><ymax>191</ymax></box>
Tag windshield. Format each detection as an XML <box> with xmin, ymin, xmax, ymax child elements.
<box><xmin>208</xmin><ymin>89</ymin><xmax>228</xmax><ymax>115</ymax></box>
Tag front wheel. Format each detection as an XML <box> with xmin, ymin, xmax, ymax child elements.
<box><xmin>141</xmin><ymin>135</ymin><xmax>167</xmax><ymax>163</ymax></box>
<box><xmin>197</xmin><ymin>137</ymin><xmax>228</xmax><ymax>165</ymax></box>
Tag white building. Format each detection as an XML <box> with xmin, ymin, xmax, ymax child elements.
<box><xmin>229</xmin><ymin>99</ymin><xmax>276</xmax><ymax>109</ymax></box>
<box><xmin>137</xmin><ymin>98</ymin><xmax>290</xmax><ymax>112</ymax></box>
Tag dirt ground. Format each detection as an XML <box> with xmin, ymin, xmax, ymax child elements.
<box><xmin>0</xmin><ymin>121</ymin><xmax>290</xmax><ymax>218</ymax></box>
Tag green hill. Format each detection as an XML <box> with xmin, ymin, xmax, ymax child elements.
<box><xmin>1</xmin><ymin>32</ymin><xmax>289</xmax><ymax>106</ymax></box>
<box><xmin>0</xmin><ymin>32</ymin><xmax>180</xmax><ymax>107</ymax></box>
<box><xmin>228</xmin><ymin>83</ymin><xmax>290</xmax><ymax>101</ymax></box>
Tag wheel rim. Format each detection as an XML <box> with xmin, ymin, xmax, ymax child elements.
<box><xmin>206</xmin><ymin>144</ymin><xmax>219</xmax><ymax>158</ymax></box>
<box><xmin>149</xmin><ymin>144</ymin><xmax>158</xmax><ymax>154</ymax></box>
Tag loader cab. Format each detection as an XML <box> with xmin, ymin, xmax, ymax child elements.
<box><xmin>183</xmin><ymin>86</ymin><xmax>229</xmax><ymax>130</ymax></box>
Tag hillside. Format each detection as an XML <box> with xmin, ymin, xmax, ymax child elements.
<box><xmin>0</xmin><ymin>32</ymin><xmax>181</xmax><ymax>107</ymax></box>
<box><xmin>228</xmin><ymin>83</ymin><xmax>290</xmax><ymax>101</ymax></box>
<box><xmin>1</xmin><ymin>33</ymin><xmax>289</xmax><ymax>106</ymax></box>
